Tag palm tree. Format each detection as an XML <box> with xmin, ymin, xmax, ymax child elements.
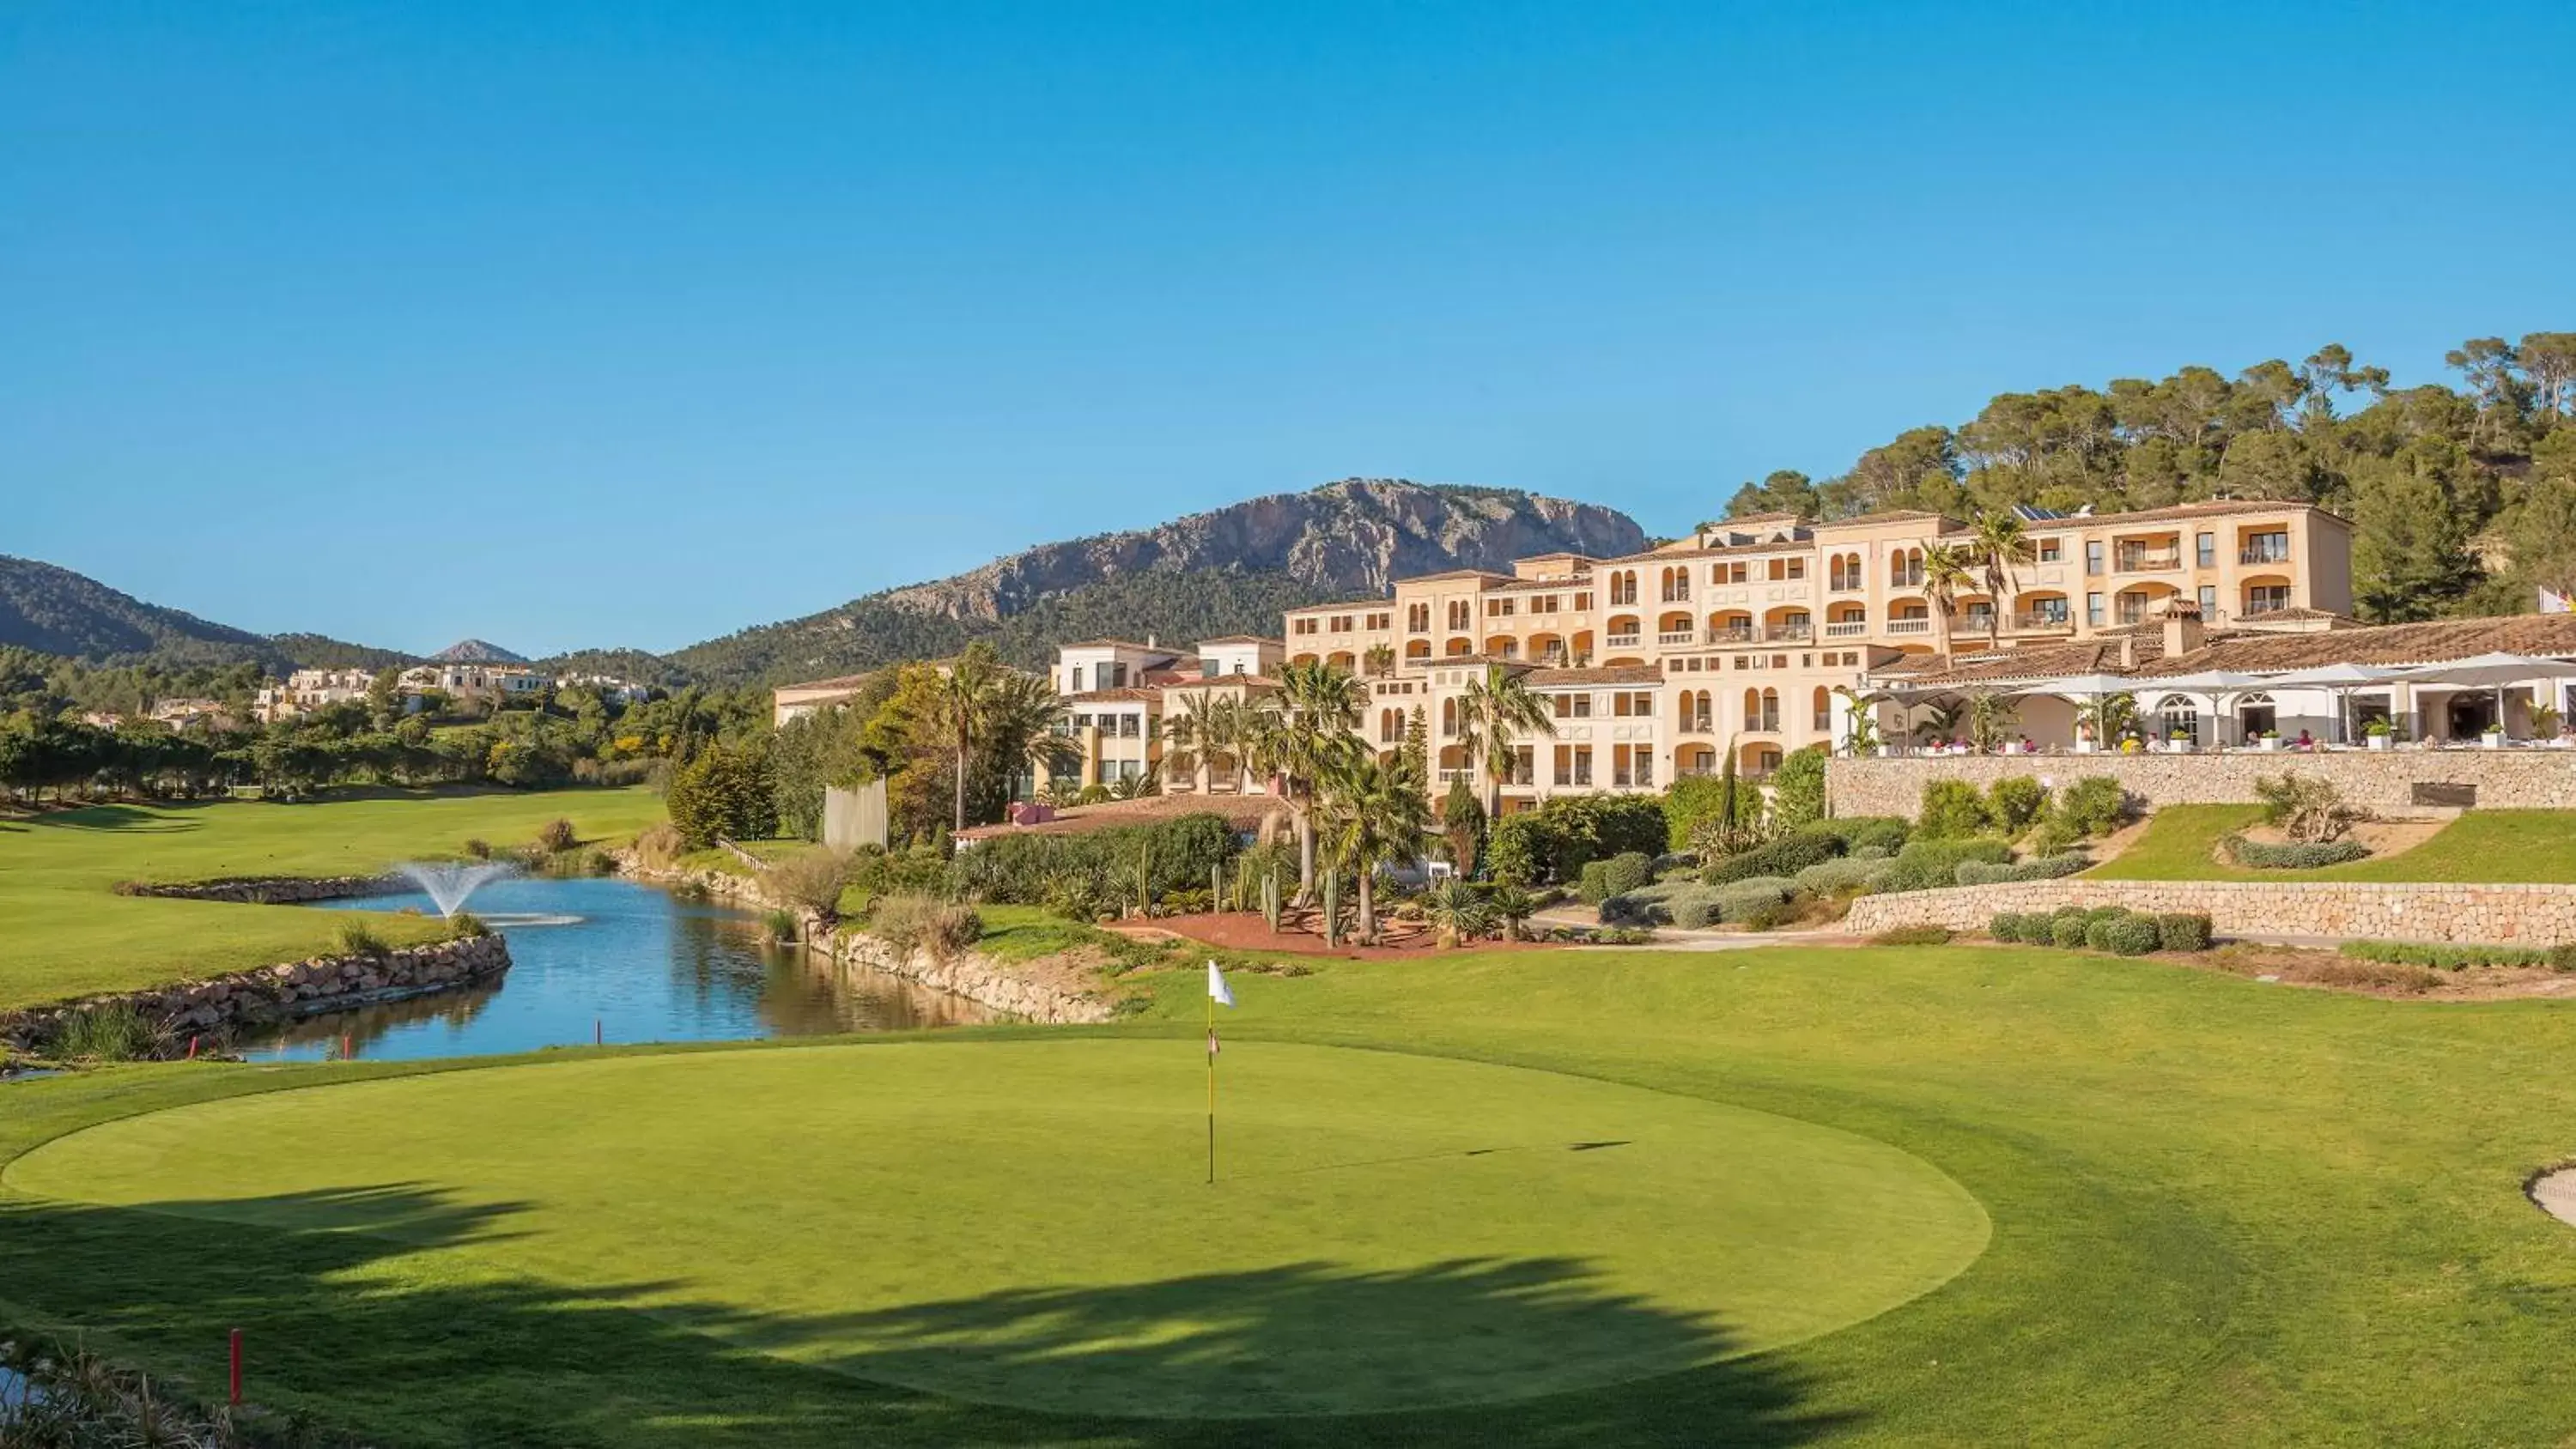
<box><xmin>1918</xmin><ymin>543</ymin><xmax>1978</xmax><ymax>660</ymax></box>
<box><xmin>932</xmin><ymin>645</ymin><xmax>1072</xmax><ymax>834</ymax></box>
<box><xmin>931</xmin><ymin>643</ymin><xmax>1003</xmax><ymax>834</ymax></box>
<box><xmin>1969</xmin><ymin>511</ymin><xmax>2036</xmax><ymax>648</ymax></box>
<box><xmin>1363</xmin><ymin>642</ymin><xmax>1396</xmax><ymax>679</ymax></box>
<box><xmin>1453</xmin><ymin>663</ymin><xmax>1556</xmax><ymax>817</ymax></box>
<box><xmin>1317</xmin><ymin>749</ymin><xmax>1431</xmax><ymax>943</ymax></box>
<box><xmin>1255</xmin><ymin>660</ymin><xmax>1364</xmax><ymax>903</ymax></box>
<box><xmin>1832</xmin><ymin>685</ymin><xmax>1885</xmax><ymax>755</ymax></box>
<box><xmin>1159</xmin><ymin>689</ymin><xmax>1221</xmax><ymax>794</ymax></box>
<box><xmin>1424</xmin><ymin>879</ymin><xmax>1492</xmax><ymax>949</ymax></box>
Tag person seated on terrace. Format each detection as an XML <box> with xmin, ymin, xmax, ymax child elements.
<box><xmin>2018</xmin><ymin>734</ymin><xmax>2037</xmax><ymax>755</ymax></box>
<box><xmin>2294</xmin><ymin>729</ymin><xmax>2315</xmax><ymax>751</ymax></box>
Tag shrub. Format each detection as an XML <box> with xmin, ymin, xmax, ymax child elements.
<box><xmin>1833</xmin><ymin>817</ymin><xmax>1913</xmax><ymax>855</ymax></box>
<box><xmin>444</xmin><ymin>911</ymin><xmax>489</xmax><ymax>940</ymax></box>
<box><xmin>2222</xmin><ymin>836</ymin><xmax>2372</xmax><ymax>870</ymax></box>
<box><xmin>1665</xmin><ymin>773</ymin><xmax>1765</xmax><ymax>854</ymax></box>
<box><xmin>2156</xmin><ymin>912</ymin><xmax>2213</xmax><ymax>952</ymax></box>
<box><xmin>632</xmin><ymin>822</ymin><xmax>685</xmax><ymax>870</ymax></box>
<box><xmin>1768</xmin><ymin>746</ymin><xmax>1829</xmax><ymax>830</ymax></box>
<box><xmin>1916</xmin><ymin>780</ymin><xmax>1992</xmax><ymax>840</ymax></box>
<box><xmin>1849</xmin><ymin>843</ymin><xmax>1893</xmax><ymax>861</ymax></box>
<box><xmin>1485</xmin><ymin>812</ymin><xmax>1548</xmax><ymax>886</ymax></box>
<box><xmin>1985</xmin><ymin>777</ymin><xmax>2050</xmax><ymax>835</ymax></box>
<box><xmin>2253</xmin><ymin>772</ymin><xmax>2359</xmax><ymax>843</ymax></box>
<box><xmin>2338</xmin><ymin>939</ymin><xmax>2567</xmax><ymax>972</ymax></box>
<box><xmin>947</xmin><ymin>813</ymin><xmax>1236</xmax><ymax>906</ymax></box>
<box><xmin>1713</xmin><ymin>876</ymin><xmax>1797</xmax><ymax>924</ymax></box>
<box><xmin>54</xmin><ymin>1003</ymin><xmax>160</xmax><ymax>1061</ymax></box>
<box><xmin>1793</xmin><ymin>856</ymin><xmax>1886</xmax><ymax>895</ymax></box>
<box><xmin>1667</xmin><ymin>889</ymin><xmax>1725</xmax><ymax>930</ymax></box>
<box><xmin>1990</xmin><ymin>911</ymin><xmax>2029</xmax><ymax>942</ymax></box>
<box><xmin>2051</xmin><ymin>776</ymin><xmax>2131</xmax><ymax>838</ymax></box>
<box><xmin>336</xmin><ymin>918</ymin><xmax>390</xmax><ymax>957</ymax></box>
<box><xmin>2099</xmin><ymin>914</ymin><xmax>2163</xmax><ymax>955</ymax></box>
<box><xmin>534</xmin><ymin>817</ymin><xmax>579</xmax><ymax>854</ymax></box>
<box><xmin>665</xmin><ymin>741</ymin><xmax>778</xmax><ymax>848</ymax></box>
<box><xmin>762</xmin><ymin>907</ymin><xmax>799</xmax><ymax>943</ymax></box>
<box><xmin>1492</xmin><ymin>793</ymin><xmax>1670</xmax><ymax>882</ymax></box>
<box><xmin>1874</xmin><ymin>837</ymin><xmax>2013</xmax><ymax>894</ymax></box>
<box><xmin>1736</xmin><ymin>899</ymin><xmax>1802</xmax><ymax>931</ymax></box>
<box><xmin>1599</xmin><ymin>851</ymin><xmax>1655</xmax><ymax>899</ymax></box>
<box><xmin>868</xmin><ymin>893</ymin><xmax>983</xmax><ymax>961</ymax></box>
<box><xmin>1704</xmin><ymin>832</ymin><xmax>1841</xmax><ymax>884</ymax></box>
<box><xmin>1954</xmin><ymin>853</ymin><xmax>2090</xmax><ymax>886</ymax></box>
<box><xmin>2048</xmin><ymin>915</ymin><xmax>2091</xmax><ymax>949</ymax></box>
<box><xmin>1872</xmin><ymin>925</ymin><xmax>1953</xmax><ymax>946</ymax></box>
<box><xmin>462</xmin><ymin>837</ymin><xmax>494</xmax><ymax>860</ymax></box>
<box><xmin>762</xmin><ymin>848</ymin><xmax>855</xmax><ymax>922</ymax></box>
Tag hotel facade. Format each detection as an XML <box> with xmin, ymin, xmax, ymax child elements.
<box><xmin>1031</xmin><ymin>500</ymin><xmax>2360</xmax><ymax>812</ymax></box>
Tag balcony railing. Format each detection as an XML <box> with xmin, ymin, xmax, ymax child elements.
<box><xmin>1885</xmin><ymin>618</ymin><xmax>1931</xmax><ymax>635</ymax></box>
<box><xmin>1767</xmin><ymin>622</ymin><xmax>1814</xmax><ymax>642</ymax></box>
<box><xmin>2242</xmin><ymin>597</ymin><xmax>2294</xmax><ymax>616</ymax></box>
<box><xmin>1661</xmin><ymin>587</ymin><xmax>1691</xmax><ymax>603</ymax></box>
<box><xmin>2009</xmin><ymin>611</ymin><xmax>2075</xmax><ymax>634</ymax></box>
<box><xmin>1824</xmin><ymin>621</ymin><xmax>1870</xmax><ymax>638</ymax></box>
<box><xmin>1680</xmin><ymin>714</ymin><xmax>1714</xmax><ymax>734</ymax></box>
<box><xmin>1605</xmin><ymin>632</ymin><xmax>1641</xmax><ymax>649</ymax></box>
<box><xmin>1437</xmin><ymin>768</ymin><xmax>1474</xmax><ymax>784</ymax></box>
<box><xmin>2115</xmin><ymin>550</ymin><xmax>2182</xmax><ymax>573</ymax></box>
<box><xmin>1657</xmin><ymin>630</ymin><xmax>1697</xmax><ymax>646</ymax></box>
<box><xmin>1612</xmin><ymin>767</ymin><xmax>1656</xmax><ymax>789</ymax></box>
<box><xmin>2240</xmin><ymin>544</ymin><xmax>2292</xmax><ymax>565</ymax></box>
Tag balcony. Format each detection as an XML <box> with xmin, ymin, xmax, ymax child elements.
<box><xmin>1824</xmin><ymin>621</ymin><xmax>1870</xmax><ymax>639</ymax></box>
<box><xmin>1660</xmin><ymin>587</ymin><xmax>1691</xmax><ymax>603</ymax></box>
<box><xmin>2239</xmin><ymin>543</ymin><xmax>2293</xmax><ymax>566</ymax></box>
<box><xmin>2114</xmin><ymin>549</ymin><xmax>2183</xmax><ymax>573</ymax></box>
<box><xmin>1766</xmin><ymin>622</ymin><xmax>1814</xmax><ymax>642</ymax></box>
<box><xmin>1437</xmin><ymin>768</ymin><xmax>1474</xmax><ymax>785</ymax></box>
<box><xmin>2009</xmin><ymin>611</ymin><xmax>2075</xmax><ymax>634</ymax></box>
<box><xmin>1706</xmin><ymin>626</ymin><xmax>1755</xmax><ymax>645</ymax></box>
<box><xmin>1612</xmin><ymin>767</ymin><xmax>1656</xmax><ymax>789</ymax></box>
<box><xmin>2242</xmin><ymin>596</ymin><xmax>2294</xmax><ymax>617</ymax></box>
<box><xmin>1680</xmin><ymin>714</ymin><xmax>1714</xmax><ymax>734</ymax></box>
<box><xmin>1657</xmin><ymin>630</ymin><xmax>1698</xmax><ymax>646</ymax></box>
<box><xmin>1558</xmin><ymin>766</ymin><xmax>1594</xmax><ymax>788</ymax></box>
<box><xmin>1605</xmin><ymin>632</ymin><xmax>1642</xmax><ymax>649</ymax></box>
<box><xmin>1885</xmin><ymin>618</ymin><xmax>1932</xmax><ymax>635</ymax></box>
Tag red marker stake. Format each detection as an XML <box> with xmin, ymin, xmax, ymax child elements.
<box><xmin>228</xmin><ymin>1328</ymin><xmax>243</xmax><ymax>1404</ymax></box>
<box><xmin>187</xmin><ymin>1035</ymin><xmax>198</xmax><ymax>1061</ymax></box>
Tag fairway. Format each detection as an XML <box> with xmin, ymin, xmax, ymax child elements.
<box><xmin>4</xmin><ymin>1039</ymin><xmax>1986</xmax><ymax>1418</ymax></box>
<box><xmin>0</xmin><ymin>788</ymin><xmax>668</xmax><ymax>1008</ymax></box>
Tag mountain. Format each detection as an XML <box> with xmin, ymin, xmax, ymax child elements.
<box><xmin>670</xmin><ymin>479</ymin><xmax>1646</xmax><ymax>684</ymax></box>
<box><xmin>432</xmin><ymin>639</ymin><xmax>529</xmax><ymax>664</ymax></box>
<box><xmin>0</xmin><ymin>555</ymin><xmax>406</xmax><ymax>673</ymax></box>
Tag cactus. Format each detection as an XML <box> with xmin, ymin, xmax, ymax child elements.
<box><xmin>1136</xmin><ymin>838</ymin><xmax>1152</xmax><ymax>916</ymax></box>
<box><xmin>1322</xmin><ymin>870</ymin><xmax>1340</xmax><ymax>949</ymax></box>
<box><xmin>1261</xmin><ymin>872</ymin><xmax>1280</xmax><ymax>932</ymax></box>
<box><xmin>1212</xmin><ymin>862</ymin><xmax>1224</xmax><ymax>910</ymax></box>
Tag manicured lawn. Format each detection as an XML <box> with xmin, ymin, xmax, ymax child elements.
<box><xmin>7</xmin><ymin>942</ymin><xmax>2576</xmax><ymax>1445</ymax></box>
<box><xmin>2093</xmin><ymin>804</ymin><xmax>2576</xmax><ymax>882</ymax></box>
<box><xmin>0</xmin><ymin>788</ymin><xmax>667</xmax><ymax>1009</ymax></box>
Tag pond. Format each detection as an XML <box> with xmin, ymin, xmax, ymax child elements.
<box><xmin>239</xmin><ymin>876</ymin><xmax>989</xmax><ymax>1063</ymax></box>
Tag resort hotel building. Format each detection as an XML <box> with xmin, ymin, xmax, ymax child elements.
<box><xmin>778</xmin><ymin>498</ymin><xmax>2576</xmax><ymax>823</ymax></box>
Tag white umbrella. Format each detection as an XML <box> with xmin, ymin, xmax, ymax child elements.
<box><xmin>2389</xmin><ymin>652</ymin><xmax>2576</xmax><ymax>742</ymax></box>
<box><xmin>2259</xmin><ymin>661</ymin><xmax>2407</xmax><ymax>743</ymax></box>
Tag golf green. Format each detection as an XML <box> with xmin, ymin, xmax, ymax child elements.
<box><xmin>5</xmin><ymin>1038</ymin><xmax>1986</xmax><ymax>1418</ymax></box>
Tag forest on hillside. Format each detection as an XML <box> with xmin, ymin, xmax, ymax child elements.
<box><xmin>1720</xmin><ymin>332</ymin><xmax>2576</xmax><ymax>622</ymax></box>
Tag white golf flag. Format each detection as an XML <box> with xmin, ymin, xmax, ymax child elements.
<box><xmin>1206</xmin><ymin>959</ymin><xmax>1235</xmax><ymax>1008</ymax></box>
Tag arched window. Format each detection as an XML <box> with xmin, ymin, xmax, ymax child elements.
<box><xmin>1829</xmin><ymin>555</ymin><xmax>1848</xmax><ymax>591</ymax></box>
<box><xmin>1759</xmin><ymin>688</ymin><xmax>1780</xmax><ymax>732</ymax></box>
<box><xmin>1405</xmin><ymin>639</ymin><xmax>1431</xmax><ymax>661</ymax></box>
<box><xmin>2155</xmin><ymin>694</ymin><xmax>2199</xmax><ymax>743</ymax></box>
<box><xmin>1743</xmin><ymin>688</ymin><xmax>1762</xmax><ymax>726</ymax></box>
<box><xmin>1813</xmin><ymin>686</ymin><xmax>1832</xmax><ymax>731</ymax></box>
<box><xmin>1441</xmin><ymin>698</ymin><xmax>1458</xmax><ymax>736</ymax></box>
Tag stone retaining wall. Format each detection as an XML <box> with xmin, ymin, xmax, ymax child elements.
<box><xmin>1827</xmin><ymin>751</ymin><xmax>2576</xmax><ymax>818</ymax></box>
<box><xmin>1844</xmin><ymin>878</ymin><xmax>2576</xmax><ymax>945</ymax></box>
<box><xmin>616</xmin><ymin>855</ymin><xmax>1115</xmax><ymax>1025</ymax></box>
<box><xmin>4</xmin><ymin>934</ymin><xmax>512</xmax><ymax>1055</ymax></box>
<box><xmin>112</xmin><ymin>874</ymin><xmax>398</xmax><ymax>904</ymax></box>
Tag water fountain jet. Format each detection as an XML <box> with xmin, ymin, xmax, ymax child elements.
<box><xmin>395</xmin><ymin>860</ymin><xmax>518</xmax><ymax>918</ymax></box>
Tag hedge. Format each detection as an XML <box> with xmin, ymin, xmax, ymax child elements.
<box><xmin>2085</xmin><ymin>913</ymin><xmax>2162</xmax><ymax>955</ymax></box>
<box><xmin>1794</xmin><ymin>856</ymin><xmax>1885</xmax><ymax>894</ymax></box>
<box><xmin>1873</xmin><ymin>837</ymin><xmax>2013</xmax><ymax>894</ymax></box>
<box><xmin>2339</xmin><ymin>939</ymin><xmax>2576</xmax><ymax>972</ymax></box>
<box><xmin>2222</xmin><ymin>836</ymin><xmax>2372</xmax><ymax>870</ymax></box>
<box><xmin>1498</xmin><ymin>794</ymin><xmax>1670</xmax><ymax>884</ymax></box>
<box><xmin>1811</xmin><ymin>816</ymin><xmax>1911</xmax><ymax>854</ymax></box>
<box><xmin>948</xmin><ymin>812</ymin><xmax>1238</xmax><ymax>905</ymax></box>
<box><xmin>1954</xmin><ymin>853</ymin><xmax>2091</xmax><ymax>887</ymax></box>
<box><xmin>1577</xmin><ymin>850</ymin><xmax>1657</xmax><ymax>904</ymax></box>
<box><xmin>1704</xmin><ymin>832</ymin><xmax>1842</xmax><ymax>884</ymax></box>
<box><xmin>2156</xmin><ymin>912</ymin><xmax>2214</xmax><ymax>952</ymax></box>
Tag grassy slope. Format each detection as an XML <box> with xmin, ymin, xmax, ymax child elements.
<box><xmin>4</xmin><ymin>944</ymin><xmax>2576</xmax><ymax>1446</ymax></box>
<box><xmin>2093</xmin><ymin>805</ymin><xmax>2576</xmax><ymax>882</ymax></box>
<box><xmin>0</xmin><ymin>788</ymin><xmax>667</xmax><ymax>1009</ymax></box>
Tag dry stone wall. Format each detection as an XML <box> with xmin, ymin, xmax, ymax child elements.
<box><xmin>1845</xmin><ymin>878</ymin><xmax>2576</xmax><ymax>945</ymax></box>
<box><xmin>112</xmin><ymin>874</ymin><xmax>399</xmax><ymax>904</ymax></box>
<box><xmin>4</xmin><ymin>934</ymin><xmax>511</xmax><ymax>1055</ymax></box>
<box><xmin>617</xmin><ymin>854</ymin><xmax>1116</xmax><ymax>1025</ymax></box>
<box><xmin>1828</xmin><ymin>751</ymin><xmax>2576</xmax><ymax>818</ymax></box>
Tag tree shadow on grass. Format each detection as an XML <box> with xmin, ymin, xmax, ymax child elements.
<box><xmin>0</xmin><ymin>1186</ymin><xmax>1853</xmax><ymax>1448</ymax></box>
<box><xmin>27</xmin><ymin>804</ymin><xmax>202</xmax><ymax>834</ymax></box>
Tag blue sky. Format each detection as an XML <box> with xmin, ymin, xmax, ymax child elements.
<box><xmin>5</xmin><ymin>2</ymin><xmax>2572</xmax><ymax>658</ymax></box>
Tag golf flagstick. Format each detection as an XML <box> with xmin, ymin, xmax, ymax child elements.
<box><xmin>1206</xmin><ymin>960</ymin><xmax>1234</xmax><ymax>1184</ymax></box>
